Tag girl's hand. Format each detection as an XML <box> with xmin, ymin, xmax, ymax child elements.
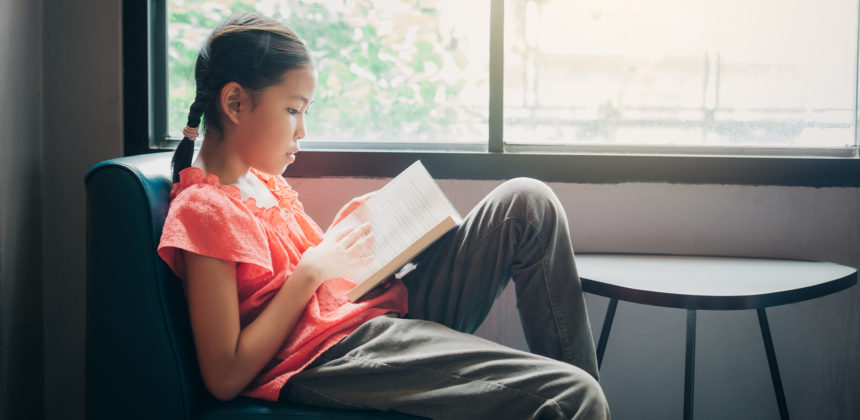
<box><xmin>327</xmin><ymin>191</ymin><xmax>377</xmax><ymax>232</ymax></box>
<box><xmin>297</xmin><ymin>222</ymin><xmax>376</xmax><ymax>285</ymax></box>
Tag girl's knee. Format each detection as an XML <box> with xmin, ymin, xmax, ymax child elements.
<box><xmin>501</xmin><ymin>177</ymin><xmax>555</xmax><ymax>200</ymax></box>
<box><xmin>494</xmin><ymin>177</ymin><xmax>559</xmax><ymax>211</ymax></box>
<box><xmin>558</xmin><ymin>369</ymin><xmax>610</xmax><ymax>420</ymax></box>
<box><xmin>577</xmin><ymin>376</ymin><xmax>610</xmax><ymax>420</ymax></box>
<box><xmin>493</xmin><ymin>177</ymin><xmax>565</xmax><ymax>225</ymax></box>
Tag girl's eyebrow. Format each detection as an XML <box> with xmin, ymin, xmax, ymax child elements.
<box><xmin>289</xmin><ymin>95</ymin><xmax>313</xmax><ymax>104</ymax></box>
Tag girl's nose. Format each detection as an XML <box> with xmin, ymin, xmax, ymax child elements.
<box><xmin>295</xmin><ymin>118</ymin><xmax>306</xmax><ymax>140</ymax></box>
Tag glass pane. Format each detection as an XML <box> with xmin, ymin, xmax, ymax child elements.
<box><xmin>504</xmin><ymin>0</ymin><xmax>858</xmax><ymax>149</ymax></box>
<box><xmin>168</xmin><ymin>0</ymin><xmax>489</xmax><ymax>145</ymax></box>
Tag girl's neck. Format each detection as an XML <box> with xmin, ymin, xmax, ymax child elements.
<box><xmin>193</xmin><ymin>134</ymin><xmax>250</xmax><ymax>186</ymax></box>
<box><xmin>193</xmin><ymin>135</ymin><xmax>279</xmax><ymax>209</ymax></box>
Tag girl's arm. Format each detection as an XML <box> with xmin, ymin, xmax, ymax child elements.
<box><xmin>184</xmin><ymin>222</ymin><xmax>375</xmax><ymax>401</ymax></box>
<box><xmin>184</xmin><ymin>251</ymin><xmax>319</xmax><ymax>401</ymax></box>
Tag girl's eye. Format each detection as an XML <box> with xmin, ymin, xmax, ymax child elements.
<box><xmin>287</xmin><ymin>108</ymin><xmax>300</xmax><ymax>115</ymax></box>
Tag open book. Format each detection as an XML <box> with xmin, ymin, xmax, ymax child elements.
<box><xmin>335</xmin><ymin>160</ymin><xmax>462</xmax><ymax>302</ymax></box>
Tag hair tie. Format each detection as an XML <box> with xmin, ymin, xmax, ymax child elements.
<box><xmin>182</xmin><ymin>125</ymin><xmax>199</xmax><ymax>141</ymax></box>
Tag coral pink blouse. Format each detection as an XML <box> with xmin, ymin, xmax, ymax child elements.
<box><xmin>157</xmin><ymin>166</ymin><xmax>408</xmax><ymax>401</ymax></box>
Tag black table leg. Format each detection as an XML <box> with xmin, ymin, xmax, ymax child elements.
<box><xmin>757</xmin><ymin>308</ymin><xmax>790</xmax><ymax>420</ymax></box>
<box><xmin>684</xmin><ymin>309</ymin><xmax>696</xmax><ymax>420</ymax></box>
<box><xmin>596</xmin><ymin>298</ymin><xmax>618</xmax><ymax>369</ymax></box>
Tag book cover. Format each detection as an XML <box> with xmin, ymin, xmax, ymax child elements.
<box><xmin>334</xmin><ymin>160</ymin><xmax>462</xmax><ymax>302</ymax></box>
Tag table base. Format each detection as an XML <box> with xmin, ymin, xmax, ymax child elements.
<box><xmin>596</xmin><ymin>299</ymin><xmax>790</xmax><ymax>420</ymax></box>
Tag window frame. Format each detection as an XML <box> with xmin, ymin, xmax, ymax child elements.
<box><xmin>124</xmin><ymin>0</ymin><xmax>860</xmax><ymax>187</ymax></box>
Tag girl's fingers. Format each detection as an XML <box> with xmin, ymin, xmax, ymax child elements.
<box><xmin>330</xmin><ymin>222</ymin><xmax>365</xmax><ymax>242</ymax></box>
<box><xmin>340</xmin><ymin>223</ymin><xmax>372</xmax><ymax>247</ymax></box>
<box><xmin>351</xmin><ymin>253</ymin><xmax>375</xmax><ymax>267</ymax></box>
<box><xmin>330</xmin><ymin>226</ymin><xmax>352</xmax><ymax>241</ymax></box>
<box><xmin>348</xmin><ymin>231</ymin><xmax>375</xmax><ymax>251</ymax></box>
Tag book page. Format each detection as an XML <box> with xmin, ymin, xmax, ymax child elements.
<box><xmin>332</xmin><ymin>161</ymin><xmax>461</xmax><ymax>288</ymax></box>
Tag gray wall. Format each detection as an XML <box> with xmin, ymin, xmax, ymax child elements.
<box><xmin>41</xmin><ymin>1</ymin><xmax>124</xmax><ymax>420</ymax></box>
<box><xmin>0</xmin><ymin>1</ymin><xmax>858</xmax><ymax>419</ymax></box>
<box><xmin>1</xmin><ymin>0</ymin><xmax>44</xmax><ymax>419</ymax></box>
<box><xmin>1</xmin><ymin>2</ymin><xmax>125</xmax><ymax>418</ymax></box>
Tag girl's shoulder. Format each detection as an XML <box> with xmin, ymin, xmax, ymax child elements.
<box><xmin>170</xmin><ymin>166</ymin><xmax>246</xmax><ymax>206</ymax></box>
<box><xmin>163</xmin><ymin>166</ymin><xmax>267</xmax><ymax>248</ymax></box>
<box><xmin>159</xmin><ymin>166</ymin><xmax>274</xmax><ymax>279</ymax></box>
<box><xmin>169</xmin><ymin>166</ymin><xmax>302</xmax><ymax>227</ymax></box>
<box><xmin>168</xmin><ymin>166</ymin><xmax>265</xmax><ymax>229</ymax></box>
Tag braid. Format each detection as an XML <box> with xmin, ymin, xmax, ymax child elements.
<box><xmin>170</xmin><ymin>89</ymin><xmax>212</xmax><ymax>183</ymax></box>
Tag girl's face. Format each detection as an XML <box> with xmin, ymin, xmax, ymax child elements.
<box><xmin>236</xmin><ymin>67</ymin><xmax>317</xmax><ymax>175</ymax></box>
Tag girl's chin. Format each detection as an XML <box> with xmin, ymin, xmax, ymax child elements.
<box><xmin>255</xmin><ymin>164</ymin><xmax>288</xmax><ymax>176</ymax></box>
<box><xmin>280</xmin><ymin>154</ymin><xmax>295</xmax><ymax>172</ymax></box>
<box><xmin>257</xmin><ymin>155</ymin><xmax>294</xmax><ymax>175</ymax></box>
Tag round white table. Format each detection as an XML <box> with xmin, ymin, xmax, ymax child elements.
<box><xmin>576</xmin><ymin>253</ymin><xmax>857</xmax><ymax>420</ymax></box>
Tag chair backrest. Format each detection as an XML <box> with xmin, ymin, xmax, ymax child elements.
<box><xmin>85</xmin><ymin>152</ymin><xmax>208</xmax><ymax>420</ymax></box>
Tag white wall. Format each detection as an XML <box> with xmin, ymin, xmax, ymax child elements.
<box><xmin>288</xmin><ymin>176</ymin><xmax>860</xmax><ymax>420</ymax></box>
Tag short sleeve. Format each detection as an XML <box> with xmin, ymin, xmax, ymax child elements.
<box><xmin>157</xmin><ymin>184</ymin><xmax>274</xmax><ymax>280</ymax></box>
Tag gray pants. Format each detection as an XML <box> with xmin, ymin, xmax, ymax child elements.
<box><xmin>279</xmin><ymin>178</ymin><xmax>610</xmax><ymax>420</ymax></box>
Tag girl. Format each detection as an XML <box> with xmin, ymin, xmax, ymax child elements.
<box><xmin>157</xmin><ymin>12</ymin><xmax>609</xmax><ymax>420</ymax></box>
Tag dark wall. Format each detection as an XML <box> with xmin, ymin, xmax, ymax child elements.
<box><xmin>1</xmin><ymin>0</ymin><xmax>45</xmax><ymax>419</ymax></box>
<box><xmin>41</xmin><ymin>1</ymin><xmax>123</xmax><ymax>419</ymax></box>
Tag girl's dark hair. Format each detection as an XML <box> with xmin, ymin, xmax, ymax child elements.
<box><xmin>171</xmin><ymin>12</ymin><xmax>313</xmax><ymax>183</ymax></box>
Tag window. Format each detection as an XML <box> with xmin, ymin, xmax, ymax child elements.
<box><xmin>168</xmin><ymin>0</ymin><xmax>489</xmax><ymax>149</ymax></box>
<box><xmin>504</xmin><ymin>0</ymin><xmax>857</xmax><ymax>156</ymax></box>
<box><xmin>167</xmin><ymin>0</ymin><xmax>858</xmax><ymax>157</ymax></box>
<box><xmin>124</xmin><ymin>0</ymin><xmax>860</xmax><ymax>185</ymax></box>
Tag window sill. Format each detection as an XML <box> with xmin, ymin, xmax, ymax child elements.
<box><xmin>137</xmin><ymin>144</ymin><xmax>860</xmax><ymax>187</ymax></box>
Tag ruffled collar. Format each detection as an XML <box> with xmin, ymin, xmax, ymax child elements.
<box><xmin>172</xmin><ymin>166</ymin><xmax>299</xmax><ymax>225</ymax></box>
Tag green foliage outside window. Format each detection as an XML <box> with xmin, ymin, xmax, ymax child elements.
<box><xmin>168</xmin><ymin>0</ymin><xmax>483</xmax><ymax>142</ymax></box>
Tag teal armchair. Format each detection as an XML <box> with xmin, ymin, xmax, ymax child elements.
<box><xmin>85</xmin><ymin>152</ymin><xmax>420</xmax><ymax>420</ymax></box>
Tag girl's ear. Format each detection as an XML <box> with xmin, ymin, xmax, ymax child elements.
<box><xmin>219</xmin><ymin>82</ymin><xmax>244</xmax><ymax>125</ymax></box>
